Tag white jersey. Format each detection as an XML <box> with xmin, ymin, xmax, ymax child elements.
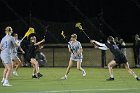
<box><xmin>68</xmin><ymin>40</ymin><xmax>83</xmax><ymax>62</ymax></box>
<box><xmin>11</xmin><ymin>39</ymin><xmax>20</xmax><ymax>59</ymax></box>
<box><xmin>11</xmin><ymin>39</ymin><xmax>20</xmax><ymax>54</ymax></box>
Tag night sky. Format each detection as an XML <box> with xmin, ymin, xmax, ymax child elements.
<box><xmin>0</xmin><ymin>0</ymin><xmax>140</xmax><ymax>43</ymax></box>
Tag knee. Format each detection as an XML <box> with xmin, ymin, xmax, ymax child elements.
<box><xmin>107</xmin><ymin>64</ymin><xmax>110</xmax><ymax>68</ymax></box>
<box><xmin>67</xmin><ymin>65</ymin><xmax>71</xmax><ymax>69</ymax></box>
<box><xmin>31</xmin><ymin>61</ymin><xmax>38</xmax><ymax>66</ymax></box>
<box><xmin>107</xmin><ymin>64</ymin><xmax>112</xmax><ymax>68</ymax></box>
<box><xmin>35</xmin><ymin>62</ymin><xmax>39</xmax><ymax>66</ymax></box>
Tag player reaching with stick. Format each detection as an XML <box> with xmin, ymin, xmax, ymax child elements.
<box><xmin>27</xmin><ymin>35</ymin><xmax>45</xmax><ymax>79</ymax></box>
<box><xmin>61</xmin><ymin>33</ymin><xmax>86</xmax><ymax>80</ymax></box>
<box><xmin>90</xmin><ymin>36</ymin><xmax>140</xmax><ymax>81</ymax></box>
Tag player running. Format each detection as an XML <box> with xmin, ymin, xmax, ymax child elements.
<box><xmin>90</xmin><ymin>36</ymin><xmax>140</xmax><ymax>81</ymax></box>
<box><xmin>27</xmin><ymin>36</ymin><xmax>45</xmax><ymax>79</ymax></box>
<box><xmin>61</xmin><ymin>34</ymin><xmax>86</xmax><ymax>80</ymax></box>
<box><xmin>11</xmin><ymin>33</ymin><xmax>25</xmax><ymax>76</ymax></box>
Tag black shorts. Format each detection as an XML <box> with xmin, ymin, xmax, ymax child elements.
<box><xmin>26</xmin><ymin>54</ymin><xmax>36</xmax><ymax>63</ymax></box>
<box><xmin>114</xmin><ymin>55</ymin><xmax>127</xmax><ymax>64</ymax></box>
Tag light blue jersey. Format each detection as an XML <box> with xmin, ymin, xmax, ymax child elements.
<box><xmin>0</xmin><ymin>35</ymin><xmax>16</xmax><ymax>64</ymax></box>
<box><xmin>68</xmin><ymin>40</ymin><xmax>83</xmax><ymax>62</ymax></box>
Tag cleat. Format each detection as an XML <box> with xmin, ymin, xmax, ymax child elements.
<box><xmin>2</xmin><ymin>83</ymin><xmax>12</xmax><ymax>87</ymax></box>
<box><xmin>1</xmin><ymin>79</ymin><xmax>4</xmax><ymax>83</ymax></box>
<box><xmin>61</xmin><ymin>76</ymin><xmax>67</xmax><ymax>80</ymax></box>
<box><xmin>136</xmin><ymin>77</ymin><xmax>140</xmax><ymax>81</ymax></box>
<box><xmin>82</xmin><ymin>70</ymin><xmax>86</xmax><ymax>77</ymax></box>
<box><xmin>32</xmin><ymin>75</ymin><xmax>38</xmax><ymax>79</ymax></box>
<box><xmin>106</xmin><ymin>77</ymin><xmax>114</xmax><ymax>81</ymax></box>
<box><xmin>13</xmin><ymin>71</ymin><xmax>19</xmax><ymax>76</ymax></box>
<box><xmin>37</xmin><ymin>73</ymin><xmax>43</xmax><ymax>79</ymax></box>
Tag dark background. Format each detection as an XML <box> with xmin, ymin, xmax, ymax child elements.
<box><xmin>0</xmin><ymin>0</ymin><xmax>140</xmax><ymax>43</ymax></box>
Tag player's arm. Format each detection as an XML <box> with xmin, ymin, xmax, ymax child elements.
<box><xmin>34</xmin><ymin>39</ymin><xmax>45</xmax><ymax>46</ymax></box>
<box><xmin>77</xmin><ymin>48</ymin><xmax>83</xmax><ymax>55</ymax></box>
<box><xmin>77</xmin><ymin>42</ymin><xmax>83</xmax><ymax>55</ymax></box>
<box><xmin>68</xmin><ymin>43</ymin><xmax>72</xmax><ymax>53</ymax></box>
<box><xmin>11</xmin><ymin>37</ymin><xmax>18</xmax><ymax>47</ymax></box>
<box><xmin>0</xmin><ymin>43</ymin><xmax>2</xmax><ymax>50</ymax></box>
<box><xmin>98</xmin><ymin>46</ymin><xmax>108</xmax><ymax>50</ymax></box>
<box><xmin>19</xmin><ymin>46</ymin><xmax>25</xmax><ymax>54</ymax></box>
<box><xmin>90</xmin><ymin>40</ymin><xmax>108</xmax><ymax>50</ymax></box>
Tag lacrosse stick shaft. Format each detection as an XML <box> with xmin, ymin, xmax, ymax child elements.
<box><xmin>76</xmin><ymin>24</ymin><xmax>96</xmax><ymax>47</ymax></box>
<box><xmin>20</xmin><ymin>36</ymin><xmax>26</xmax><ymax>43</ymax></box>
<box><xmin>82</xmin><ymin>30</ymin><xmax>91</xmax><ymax>41</ymax></box>
<box><xmin>61</xmin><ymin>31</ymin><xmax>74</xmax><ymax>54</ymax></box>
<box><xmin>65</xmin><ymin>38</ymin><xmax>74</xmax><ymax>55</ymax></box>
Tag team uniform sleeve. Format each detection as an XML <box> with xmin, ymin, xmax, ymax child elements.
<box><xmin>0</xmin><ymin>43</ymin><xmax>2</xmax><ymax>50</ymax></box>
<box><xmin>98</xmin><ymin>46</ymin><xmax>108</xmax><ymax>50</ymax></box>
<box><xmin>68</xmin><ymin>42</ymin><xmax>72</xmax><ymax>49</ymax></box>
<box><xmin>95</xmin><ymin>41</ymin><xmax>108</xmax><ymax>50</ymax></box>
<box><xmin>11</xmin><ymin>37</ymin><xmax>17</xmax><ymax>47</ymax></box>
<box><xmin>68</xmin><ymin>43</ymin><xmax>70</xmax><ymax>48</ymax></box>
<box><xmin>78</xmin><ymin>42</ymin><xmax>82</xmax><ymax>48</ymax></box>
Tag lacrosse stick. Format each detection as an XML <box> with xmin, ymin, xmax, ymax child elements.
<box><xmin>61</xmin><ymin>31</ymin><xmax>74</xmax><ymax>54</ymax></box>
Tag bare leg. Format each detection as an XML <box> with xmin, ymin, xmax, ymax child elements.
<box><xmin>107</xmin><ymin>60</ymin><xmax>117</xmax><ymax>80</ymax></box>
<box><xmin>65</xmin><ymin>60</ymin><xmax>73</xmax><ymax>76</ymax></box>
<box><xmin>14</xmin><ymin>57</ymin><xmax>22</xmax><ymax>71</ymax></box>
<box><xmin>61</xmin><ymin>60</ymin><xmax>73</xmax><ymax>79</ymax></box>
<box><xmin>30</xmin><ymin>58</ymin><xmax>42</xmax><ymax>78</ymax></box>
<box><xmin>32</xmin><ymin>64</ymin><xmax>36</xmax><ymax>75</ymax></box>
<box><xmin>3</xmin><ymin>63</ymin><xmax>12</xmax><ymax>86</ymax></box>
<box><xmin>1</xmin><ymin>64</ymin><xmax>8</xmax><ymax>83</ymax></box>
<box><xmin>30</xmin><ymin>58</ymin><xmax>39</xmax><ymax>74</ymax></box>
<box><xmin>124</xmin><ymin>62</ymin><xmax>140</xmax><ymax>80</ymax></box>
<box><xmin>77</xmin><ymin>62</ymin><xmax>86</xmax><ymax>76</ymax></box>
<box><xmin>12</xmin><ymin>58</ymin><xmax>22</xmax><ymax>76</ymax></box>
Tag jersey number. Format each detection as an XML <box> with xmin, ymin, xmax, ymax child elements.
<box><xmin>3</xmin><ymin>41</ymin><xmax>8</xmax><ymax>48</ymax></box>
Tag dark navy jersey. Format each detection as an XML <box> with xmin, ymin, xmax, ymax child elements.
<box><xmin>105</xmin><ymin>43</ymin><xmax>125</xmax><ymax>58</ymax></box>
<box><xmin>27</xmin><ymin>42</ymin><xmax>38</xmax><ymax>59</ymax></box>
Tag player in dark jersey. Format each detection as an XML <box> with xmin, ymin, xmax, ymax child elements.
<box><xmin>27</xmin><ymin>36</ymin><xmax>45</xmax><ymax>79</ymax></box>
<box><xmin>90</xmin><ymin>36</ymin><xmax>140</xmax><ymax>81</ymax></box>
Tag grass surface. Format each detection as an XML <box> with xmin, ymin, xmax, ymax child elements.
<box><xmin>0</xmin><ymin>67</ymin><xmax>140</xmax><ymax>93</ymax></box>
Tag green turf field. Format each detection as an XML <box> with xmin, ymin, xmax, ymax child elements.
<box><xmin>0</xmin><ymin>67</ymin><xmax>140</xmax><ymax>93</ymax></box>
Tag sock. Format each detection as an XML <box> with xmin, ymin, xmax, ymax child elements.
<box><xmin>82</xmin><ymin>69</ymin><xmax>86</xmax><ymax>73</ymax></box>
<box><xmin>2</xmin><ymin>78</ymin><xmax>5</xmax><ymax>80</ymax></box>
<box><xmin>1</xmin><ymin>78</ymin><xmax>5</xmax><ymax>82</ymax></box>
<box><xmin>80</xmin><ymin>68</ymin><xmax>84</xmax><ymax>71</ymax></box>
<box><xmin>110</xmin><ymin>75</ymin><xmax>114</xmax><ymax>78</ymax></box>
<box><xmin>64</xmin><ymin>75</ymin><xmax>67</xmax><ymax>78</ymax></box>
<box><xmin>4</xmin><ymin>79</ymin><xmax>8</xmax><ymax>84</ymax></box>
<box><xmin>134</xmin><ymin>75</ymin><xmax>138</xmax><ymax>78</ymax></box>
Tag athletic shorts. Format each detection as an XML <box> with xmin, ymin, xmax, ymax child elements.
<box><xmin>11</xmin><ymin>53</ymin><xmax>18</xmax><ymax>60</ymax></box>
<box><xmin>1</xmin><ymin>52</ymin><xmax>12</xmax><ymax>64</ymax></box>
<box><xmin>114</xmin><ymin>55</ymin><xmax>127</xmax><ymax>64</ymax></box>
<box><xmin>70</xmin><ymin>55</ymin><xmax>83</xmax><ymax>62</ymax></box>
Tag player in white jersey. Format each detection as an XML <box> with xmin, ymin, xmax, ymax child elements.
<box><xmin>11</xmin><ymin>33</ymin><xmax>25</xmax><ymax>76</ymax></box>
<box><xmin>0</xmin><ymin>26</ymin><xmax>17</xmax><ymax>86</ymax></box>
<box><xmin>61</xmin><ymin>34</ymin><xmax>86</xmax><ymax>80</ymax></box>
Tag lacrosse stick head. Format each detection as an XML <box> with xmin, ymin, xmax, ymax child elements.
<box><xmin>75</xmin><ymin>22</ymin><xmax>83</xmax><ymax>31</ymax></box>
<box><xmin>61</xmin><ymin>31</ymin><xmax>66</xmax><ymax>39</ymax></box>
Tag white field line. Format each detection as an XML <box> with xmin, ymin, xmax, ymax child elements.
<box><xmin>20</xmin><ymin>88</ymin><xmax>138</xmax><ymax>93</ymax></box>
